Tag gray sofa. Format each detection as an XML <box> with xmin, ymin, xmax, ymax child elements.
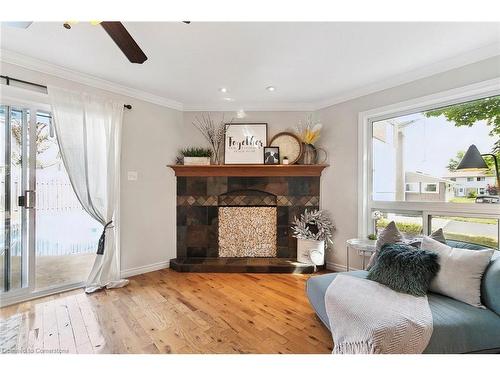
<box><xmin>306</xmin><ymin>241</ymin><xmax>500</xmax><ymax>354</ymax></box>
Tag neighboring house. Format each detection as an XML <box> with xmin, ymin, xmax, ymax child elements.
<box><xmin>442</xmin><ymin>170</ymin><xmax>497</xmax><ymax>197</ymax></box>
<box><xmin>404</xmin><ymin>171</ymin><xmax>456</xmax><ymax>202</ymax></box>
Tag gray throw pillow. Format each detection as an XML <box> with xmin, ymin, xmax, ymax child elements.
<box><xmin>367</xmin><ymin>243</ymin><xmax>440</xmax><ymax>296</ymax></box>
<box><xmin>407</xmin><ymin>228</ymin><xmax>447</xmax><ymax>248</ymax></box>
<box><xmin>422</xmin><ymin>236</ymin><xmax>494</xmax><ymax>308</ymax></box>
<box><xmin>366</xmin><ymin>221</ymin><xmax>404</xmax><ymax>270</ymax></box>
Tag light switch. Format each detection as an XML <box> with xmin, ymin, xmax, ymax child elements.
<box><xmin>127</xmin><ymin>171</ymin><xmax>138</xmax><ymax>181</ymax></box>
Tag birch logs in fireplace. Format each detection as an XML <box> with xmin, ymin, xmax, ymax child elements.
<box><xmin>218</xmin><ymin>206</ymin><xmax>277</xmax><ymax>257</ymax></box>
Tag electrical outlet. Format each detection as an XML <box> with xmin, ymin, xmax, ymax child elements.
<box><xmin>127</xmin><ymin>171</ymin><xmax>138</xmax><ymax>181</ymax></box>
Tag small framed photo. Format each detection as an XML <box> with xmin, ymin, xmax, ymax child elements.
<box><xmin>224</xmin><ymin>123</ymin><xmax>268</xmax><ymax>164</ymax></box>
<box><xmin>264</xmin><ymin>147</ymin><xmax>280</xmax><ymax>165</ymax></box>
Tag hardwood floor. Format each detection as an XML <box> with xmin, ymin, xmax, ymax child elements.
<box><xmin>0</xmin><ymin>269</ymin><xmax>333</xmax><ymax>354</ymax></box>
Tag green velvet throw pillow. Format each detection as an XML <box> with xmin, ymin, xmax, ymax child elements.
<box><xmin>367</xmin><ymin>243</ymin><xmax>440</xmax><ymax>297</ymax></box>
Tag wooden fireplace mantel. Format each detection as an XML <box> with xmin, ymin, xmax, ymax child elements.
<box><xmin>168</xmin><ymin>164</ymin><xmax>329</xmax><ymax>177</ymax></box>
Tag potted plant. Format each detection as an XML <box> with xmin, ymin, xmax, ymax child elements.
<box><xmin>181</xmin><ymin>147</ymin><xmax>213</xmax><ymax>165</ymax></box>
<box><xmin>291</xmin><ymin>209</ymin><xmax>334</xmax><ymax>266</ymax></box>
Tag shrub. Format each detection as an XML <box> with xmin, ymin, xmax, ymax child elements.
<box><xmin>486</xmin><ymin>184</ymin><xmax>498</xmax><ymax>196</ymax></box>
<box><xmin>377</xmin><ymin>219</ymin><xmax>422</xmax><ymax>235</ymax></box>
<box><xmin>467</xmin><ymin>191</ymin><xmax>478</xmax><ymax>199</ymax></box>
<box><xmin>180</xmin><ymin>147</ymin><xmax>213</xmax><ymax>157</ymax></box>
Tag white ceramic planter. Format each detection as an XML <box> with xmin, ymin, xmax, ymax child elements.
<box><xmin>183</xmin><ymin>157</ymin><xmax>211</xmax><ymax>166</ymax></box>
<box><xmin>297</xmin><ymin>238</ymin><xmax>325</xmax><ymax>265</ymax></box>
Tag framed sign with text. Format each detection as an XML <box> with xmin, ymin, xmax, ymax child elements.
<box><xmin>224</xmin><ymin>123</ymin><xmax>268</xmax><ymax>164</ymax></box>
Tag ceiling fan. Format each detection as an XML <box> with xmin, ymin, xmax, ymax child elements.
<box><xmin>5</xmin><ymin>21</ymin><xmax>191</xmax><ymax>64</ymax></box>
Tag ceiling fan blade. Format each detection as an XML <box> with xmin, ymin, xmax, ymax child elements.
<box><xmin>4</xmin><ymin>21</ymin><xmax>33</xmax><ymax>29</ymax></box>
<box><xmin>100</xmin><ymin>21</ymin><xmax>147</xmax><ymax>64</ymax></box>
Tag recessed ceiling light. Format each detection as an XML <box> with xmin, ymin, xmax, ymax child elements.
<box><xmin>219</xmin><ymin>87</ymin><xmax>228</xmax><ymax>93</ymax></box>
<box><xmin>236</xmin><ymin>109</ymin><xmax>246</xmax><ymax>119</ymax></box>
<box><xmin>223</xmin><ymin>97</ymin><xmax>235</xmax><ymax>102</ymax></box>
<box><xmin>266</xmin><ymin>86</ymin><xmax>276</xmax><ymax>92</ymax></box>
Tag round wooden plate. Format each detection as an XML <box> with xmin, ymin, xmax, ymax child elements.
<box><xmin>269</xmin><ymin>132</ymin><xmax>303</xmax><ymax>164</ymax></box>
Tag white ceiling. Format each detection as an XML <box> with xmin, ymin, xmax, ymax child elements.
<box><xmin>1</xmin><ymin>22</ymin><xmax>499</xmax><ymax>110</ymax></box>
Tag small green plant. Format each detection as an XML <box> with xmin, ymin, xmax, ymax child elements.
<box><xmin>180</xmin><ymin>147</ymin><xmax>213</xmax><ymax>157</ymax></box>
<box><xmin>467</xmin><ymin>191</ymin><xmax>478</xmax><ymax>199</ymax></box>
<box><xmin>367</xmin><ymin>234</ymin><xmax>377</xmax><ymax>240</ymax></box>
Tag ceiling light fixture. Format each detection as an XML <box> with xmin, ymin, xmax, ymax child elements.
<box><xmin>219</xmin><ymin>87</ymin><xmax>228</xmax><ymax>93</ymax></box>
<box><xmin>223</xmin><ymin>97</ymin><xmax>235</xmax><ymax>102</ymax></box>
<box><xmin>266</xmin><ymin>86</ymin><xmax>276</xmax><ymax>92</ymax></box>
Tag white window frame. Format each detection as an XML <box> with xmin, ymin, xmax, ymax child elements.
<box><xmin>421</xmin><ymin>183</ymin><xmax>439</xmax><ymax>194</ymax></box>
<box><xmin>357</xmin><ymin>78</ymin><xmax>500</xmax><ymax>244</ymax></box>
<box><xmin>404</xmin><ymin>182</ymin><xmax>420</xmax><ymax>193</ymax></box>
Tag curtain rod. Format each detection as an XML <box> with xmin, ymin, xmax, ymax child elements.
<box><xmin>0</xmin><ymin>75</ymin><xmax>132</xmax><ymax>109</ymax></box>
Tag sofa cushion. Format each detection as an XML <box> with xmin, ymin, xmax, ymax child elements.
<box><xmin>367</xmin><ymin>243</ymin><xmax>440</xmax><ymax>296</ymax></box>
<box><xmin>482</xmin><ymin>251</ymin><xmax>500</xmax><ymax>315</ymax></box>
<box><xmin>366</xmin><ymin>221</ymin><xmax>405</xmax><ymax>269</ymax></box>
<box><xmin>422</xmin><ymin>237</ymin><xmax>494</xmax><ymax>308</ymax></box>
<box><xmin>306</xmin><ymin>271</ymin><xmax>500</xmax><ymax>353</ymax></box>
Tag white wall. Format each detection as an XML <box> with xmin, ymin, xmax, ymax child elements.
<box><xmin>182</xmin><ymin>111</ymin><xmax>312</xmax><ymax>146</ymax></box>
<box><xmin>316</xmin><ymin>55</ymin><xmax>500</xmax><ymax>270</ymax></box>
<box><xmin>2</xmin><ymin>54</ymin><xmax>499</xmax><ymax>276</ymax></box>
<box><xmin>0</xmin><ymin>62</ymin><xmax>184</xmax><ymax>276</ymax></box>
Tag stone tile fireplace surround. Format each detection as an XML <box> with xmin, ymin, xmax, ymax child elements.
<box><xmin>169</xmin><ymin>165</ymin><xmax>327</xmax><ymax>273</ymax></box>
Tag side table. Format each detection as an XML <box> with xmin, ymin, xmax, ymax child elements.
<box><xmin>346</xmin><ymin>238</ymin><xmax>376</xmax><ymax>271</ymax></box>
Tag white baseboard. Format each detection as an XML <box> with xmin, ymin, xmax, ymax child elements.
<box><xmin>121</xmin><ymin>261</ymin><xmax>170</xmax><ymax>278</ymax></box>
<box><xmin>326</xmin><ymin>261</ymin><xmax>361</xmax><ymax>272</ymax></box>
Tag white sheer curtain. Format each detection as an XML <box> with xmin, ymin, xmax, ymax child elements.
<box><xmin>48</xmin><ymin>86</ymin><xmax>128</xmax><ymax>293</ymax></box>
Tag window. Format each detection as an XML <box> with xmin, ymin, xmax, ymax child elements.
<box><xmin>371</xmin><ymin>95</ymin><xmax>497</xmax><ymax>203</ymax></box>
<box><xmin>422</xmin><ymin>183</ymin><xmax>439</xmax><ymax>194</ymax></box>
<box><xmin>375</xmin><ymin>211</ymin><xmax>423</xmax><ymax>240</ymax></box>
<box><xmin>430</xmin><ymin>216</ymin><xmax>499</xmax><ymax>249</ymax></box>
<box><xmin>360</xmin><ymin>80</ymin><xmax>500</xmax><ymax>248</ymax></box>
<box><xmin>405</xmin><ymin>183</ymin><xmax>419</xmax><ymax>193</ymax></box>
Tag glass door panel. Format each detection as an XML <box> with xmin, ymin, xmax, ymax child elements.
<box><xmin>1</xmin><ymin>106</ymin><xmax>28</xmax><ymax>292</ymax></box>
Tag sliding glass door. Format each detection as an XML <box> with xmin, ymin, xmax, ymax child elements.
<box><xmin>1</xmin><ymin>105</ymin><xmax>30</xmax><ymax>294</ymax></box>
<box><xmin>1</xmin><ymin>103</ymin><xmax>98</xmax><ymax>303</ymax></box>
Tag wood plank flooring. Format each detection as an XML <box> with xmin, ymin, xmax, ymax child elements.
<box><xmin>0</xmin><ymin>269</ymin><xmax>333</xmax><ymax>354</ymax></box>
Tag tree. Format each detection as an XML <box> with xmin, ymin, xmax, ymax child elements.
<box><xmin>447</xmin><ymin>150</ymin><xmax>465</xmax><ymax>172</ymax></box>
<box><xmin>11</xmin><ymin>119</ymin><xmax>60</xmax><ymax>169</ymax></box>
<box><xmin>425</xmin><ymin>95</ymin><xmax>500</xmax><ymax>154</ymax></box>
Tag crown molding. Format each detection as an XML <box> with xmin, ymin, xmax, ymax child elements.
<box><xmin>313</xmin><ymin>42</ymin><xmax>500</xmax><ymax>111</ymax></box>
<box><xmin>0</xmin><ymin>49</ymin><xmax>184</xmax><ymax>111</ymax></box>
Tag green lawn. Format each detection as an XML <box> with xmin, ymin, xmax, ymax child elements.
<box><xmin>443</xmin><ymin>216</ymin><xmax>498</xmax><ymax>225</ymax></box>
<box><xmin>449</xmin><ymin>197</ymin><xmax>476</xmax><ymax>203</ymax></box>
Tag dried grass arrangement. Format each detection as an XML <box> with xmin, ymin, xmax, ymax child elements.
<box><xmin>192</xmin><ymin>113</ymin><xmax>232</xmax><ymax>165</ymax></box>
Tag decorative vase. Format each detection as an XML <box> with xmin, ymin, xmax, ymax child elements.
<box><xmin>211</xmin><ymin>151</ymin><xmax>222</xmax><ymax>165</ymax></box>
<box><xmin>297</xmin><ymin>238</ymin><xmax>325</xmax><ymax>266</ymax></box>
<box><xmin>301</xmin><ymin>143</ymin><xmax>328</xmax><ymax>165</ymax></box>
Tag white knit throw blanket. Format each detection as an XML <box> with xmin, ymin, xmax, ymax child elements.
<box><xmin>325</xmin><ymin>274</ymin><xmax>433</xmax><ymax>354</ymax></box>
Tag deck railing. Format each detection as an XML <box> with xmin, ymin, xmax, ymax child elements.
<box><xmin>1</xmin><ymin>177</ymin><xmax>98</xmax><ymax>256</ymax></box>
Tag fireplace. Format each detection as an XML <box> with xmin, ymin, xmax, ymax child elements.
<box><xmin>169</xmin><ymin>165</ymin><xmax>327</xmax><ymax>273</ymax></box>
